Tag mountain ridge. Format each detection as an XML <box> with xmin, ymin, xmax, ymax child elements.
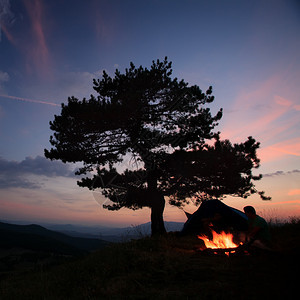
<box><xmin>0</xmin><ymin>220</ymin><xmax>185</xmax><ymax>242</ymax></box>
<box><xmin>0</xmin><ymin>221</ymin><xmax>108</xmax><ymax>255</ymax></box>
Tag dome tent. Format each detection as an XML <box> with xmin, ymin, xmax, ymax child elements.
<box><xmin>181</xmin><ymin>199</ymin><xmax>248</xmax><ymax>235</ymax></box>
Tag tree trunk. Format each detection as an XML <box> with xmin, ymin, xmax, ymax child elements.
<box><xmin>150</xmin><ymin>191</ymin><xmax>167</xmax><ymax>236</ymax></box>
<box><xmin>146</xmin><ymin>168</ymin><xmax>166</xmax><ymax>236</ymax></box>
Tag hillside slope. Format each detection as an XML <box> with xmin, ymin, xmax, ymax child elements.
<box><xmin>0</xmin><ymin>219</ymin><xmax>299</xmax><ymax>299</ymax></box>
<box><xmin>0</xmin><ymin>222</ymin><xmax>108</xmax><ymax>255</ymax></box>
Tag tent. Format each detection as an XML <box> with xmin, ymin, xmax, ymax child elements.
<box><xmin>181</xmin><ymin>199</ymin><xmax>248</xmax><ymax>235</ymax></box>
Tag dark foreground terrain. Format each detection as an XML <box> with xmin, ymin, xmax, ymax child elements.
<box><xmin>0</xmin><ymin>219</ymin><xmax>299</xmax><ymax>299</ymax></box>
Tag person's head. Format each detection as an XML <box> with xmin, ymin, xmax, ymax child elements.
<box><xmin>243</xmin><ymin>206</ymin><xmax>256</xmax><ymax>218</ymax></box>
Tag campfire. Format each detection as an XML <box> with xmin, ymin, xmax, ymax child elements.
<box><xmin>198</xmin><ymin>230</ymin><xmax>242</xmax><ymax>256</ymax></box>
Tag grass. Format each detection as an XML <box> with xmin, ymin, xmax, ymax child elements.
<box><xmin>0</xmin><ymin>219</ymin><xmax>299</xmax><ymax>299</ymax></box>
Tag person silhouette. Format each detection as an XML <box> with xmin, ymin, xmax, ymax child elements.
<box><xmin>243</xmin><ymin>206</ymin><xmax>272</xmax><ymax>249</ymax></box>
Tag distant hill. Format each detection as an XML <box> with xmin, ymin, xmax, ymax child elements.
<box><xmin>0</xmin><ymin>222</ymin><xmax>108</xmax><ymax>255</ymax></box>
<box><xmin>45</xmin><ymin>221</ymin><xmax>185</xmax><ymax>242</ymax></box>
<box><xmin>0</xmin><ymin>220</ymin><xmax>185</xmax><ymax>243</ymax></box>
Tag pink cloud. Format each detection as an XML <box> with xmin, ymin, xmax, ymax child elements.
<box><xmin>1</xmin><ymin>0</ymin><xmax>52</xmax><ymax>77</ymax></box>
<box><xmin>274</xmin><ymin>95</ymin><xmax>293</xmax><ymax>107</ymax></box>
<box><xmin>219</xmin><ymin>72</ymin><xmax>300</xmax><ymax>167</ymax></box>
<box><xmin>270</xmin><ymin>138</ymin><xmax>300</xmax><ymax>156</ymax></box>
<box><xmin>275</xmin><ymin>95</ymin><xmax>300</xmax><ymax>112</ymax></box>
<box><xmin>0</xmin><ymin>21</ymin><xmax>16</xmax><ymax>45</ymax></box>
<box><xmin>220</xmin><ymin>96</ymin><xmax>293</xmax><ymax>144</ymax></box>
<box><xmin>22</xmin><ymin>0</ymin><xmax>52</xmax><ymax>78</ymax></box>
<box><xmin>259</xmin><ymin>137</ymin><xmax>300</xmax><ymax>163</ymax></box>
<box><xmin>234</xmin><ymin>74</ymin><xmax>279</xmax><ymax>110</ymax></box>
<box><xmin>248</xmin><ymin>104</ymin><xmax>289</xmax><ymax>139</ymax></box>
<box><xmin>266</xmin><ymin>200</ymin><xmax>300</xmax><ymax>206</ymax></box>
<box><xmin>288</xmin><ymin>189</ymin><xmax>300</xmax><ymax>196</ymax></box>
<box><xmin>220</xmin><ymin>76</ymin><xmax>282</xmax><ymax>139</ymax></box>
<box><xmin>92</xmin><ymin>1</ymin><xmax>116</xmax><ymax>46</ymax></box>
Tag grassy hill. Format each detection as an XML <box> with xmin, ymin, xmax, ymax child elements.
<box><xmin>0</xmin><ymin>218</ymin><xmax>299</xmax><ymax>299</ymax></box>
<box><xmin>0</xmin><ymin>221</ymin><xmax>108</xmax><ymax>254</ymax></box>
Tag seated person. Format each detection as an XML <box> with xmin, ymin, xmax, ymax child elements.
<box><xmin>243</xmin><ymin>206</ymin><xmax>272</xmax><ymax>249</ymax></box>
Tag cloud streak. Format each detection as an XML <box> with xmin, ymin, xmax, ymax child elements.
<box><xmin>0</xmin><ymin>94</ymin><xmax>60</xmax><ymax>106</ymax></box>
<box><xmin>22</xmin><ymin>0</ymin><xmax>52</xmax><ymax>77</ymax></box>
<box><xmin>288</xmin><ymin>190</ymin><xmax>300</xmax><ymax>196</ymax></box>
<box><xmin>220</xmin><ymin>73</ymin><xmax>300</xmax><ymax>165</ymax></box>
<box><xmin>259</xmin><ymin>137</ymin><xmax>300</xmax><ymax>163</ymax></box>
<box><xmin>266</xmin><ymin>200</ymin><xmax>300</xmax><ymax>206</ymax></box>
<box><xmin>1</xmin><ymin>0</ymin><xmax>52</xmax><ymax>77</ymax></box>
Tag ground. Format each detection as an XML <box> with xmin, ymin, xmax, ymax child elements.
<box><xmin>0</xmin><ymin>220</ymin><xmax>299</xmax><ymax>299</ymax></box>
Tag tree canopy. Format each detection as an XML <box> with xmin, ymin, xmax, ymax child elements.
<box><xmin>45</xmin><ymin>57</ymin><xmax>269</xmax><ymax>235</ymax></box>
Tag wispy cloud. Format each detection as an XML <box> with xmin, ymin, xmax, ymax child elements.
<box><xmin>1</xmin><ymin>0</ymin><xmax>52</xmax><ymax>77</ymax></box>
<box><xmin>263</xmin><ymin>169</ymin><xmax>300</xmax><ymax>177</ymax></box>
<box><xmin>0</xmin><ymin>0</ymin><xmax>14</xmax><ymax>42</ymax></box>
<box><xmin>0</xmin><ymin>70</ymin><xmax>9</xmax><ymax>82</ymax></box>
<box><xmin>222</xmin><ymin>76</ymin><xmax>292</xmax><ymax>139</ymax></box>
<box><xmin>0</xmin><ymin>70</ymin><xmax>9</xmax><ymax>92</ymax></box>
<box><xmin>0</xmin><ymin>156</ymin><xmax>77</xmax><ymax>189</ymax></box>
<box><xmin>21</xmin><ymin>69</ymin><xmax>105</xmax><ymax>105</ymax></box>
<box><xmin>288</xmin><ymin>190</ymin><xmax>300</xmax><ymax>196</ymax></box>
<box><xmin>55</xmin><ymin>71</ymin><xmax>97</xmax><ymax>99</ymax></box>
<box><xmin>92</xmin><ymin>1</ymin><xmax>115</xmax><ymax>46</ymax></box>
<box><xmin>274</xmin><ymin>95</ymin><xmax>293</xmax><ymax>107</ymax></box>
<box><xmin>22</xmin><ymin>0</ymin><xmax>51</xmax><ymax>77</ymax></box>
<box><xmin>259</xmin><ymin>137</ymin><xmax>300</xmax><ymax>163</ymax></box>
<box><xmin>0</xmin><ymin>20</ymin><xmax>15</xmax><ymax>44</ymax></box>
<box><xmin>266</xmin><ymin>200</ymin><xmax>300</xmax><ymax>206</ymax></box>
<box><xmin>220</xmin><ymin>73</ymin><xmax>300</xmax><ymax>165</ymax></box>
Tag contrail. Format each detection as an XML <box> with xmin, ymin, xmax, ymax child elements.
<box><xmin>0</xmin><ymin>94</ymin><xmax>60</xmax><ymax>107</ymax></box>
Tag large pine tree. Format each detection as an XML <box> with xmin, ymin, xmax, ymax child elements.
<box><xmin>45</xmin><ymin>58</ymin><xmax>269</xmax><ymax>235</ymax></box>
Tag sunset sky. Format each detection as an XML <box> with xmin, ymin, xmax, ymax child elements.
<box><xmin>0</xmin><ymin>0</ymin><xmax>299</xmax><ymax>227</ymax></box>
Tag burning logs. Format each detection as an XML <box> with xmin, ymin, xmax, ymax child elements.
<box><xmin>197</xmin><ymin>229</ymin><xmax>247</xmax><ymax>256</ymax></box>
<box><xmin>198</xmin><ymin>245</ymin><xmax>248</xmax><ymax>257</ymax></box>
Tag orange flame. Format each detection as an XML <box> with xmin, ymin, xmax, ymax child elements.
<box><xmin>198</xmin><ymin>230</ymin><xmax>239</xmax><ymax>249</ymax></box>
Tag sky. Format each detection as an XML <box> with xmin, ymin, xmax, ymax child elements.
<box><xmin>0</xmin><ymin>0</ymin><xmax>299</xmax><ymax>227</ymax></box>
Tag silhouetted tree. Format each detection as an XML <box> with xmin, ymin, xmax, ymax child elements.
<box><xmin>45</xmin><ymin>57</ymin><xmax>269</xmax><ymax>235</ymax></box>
